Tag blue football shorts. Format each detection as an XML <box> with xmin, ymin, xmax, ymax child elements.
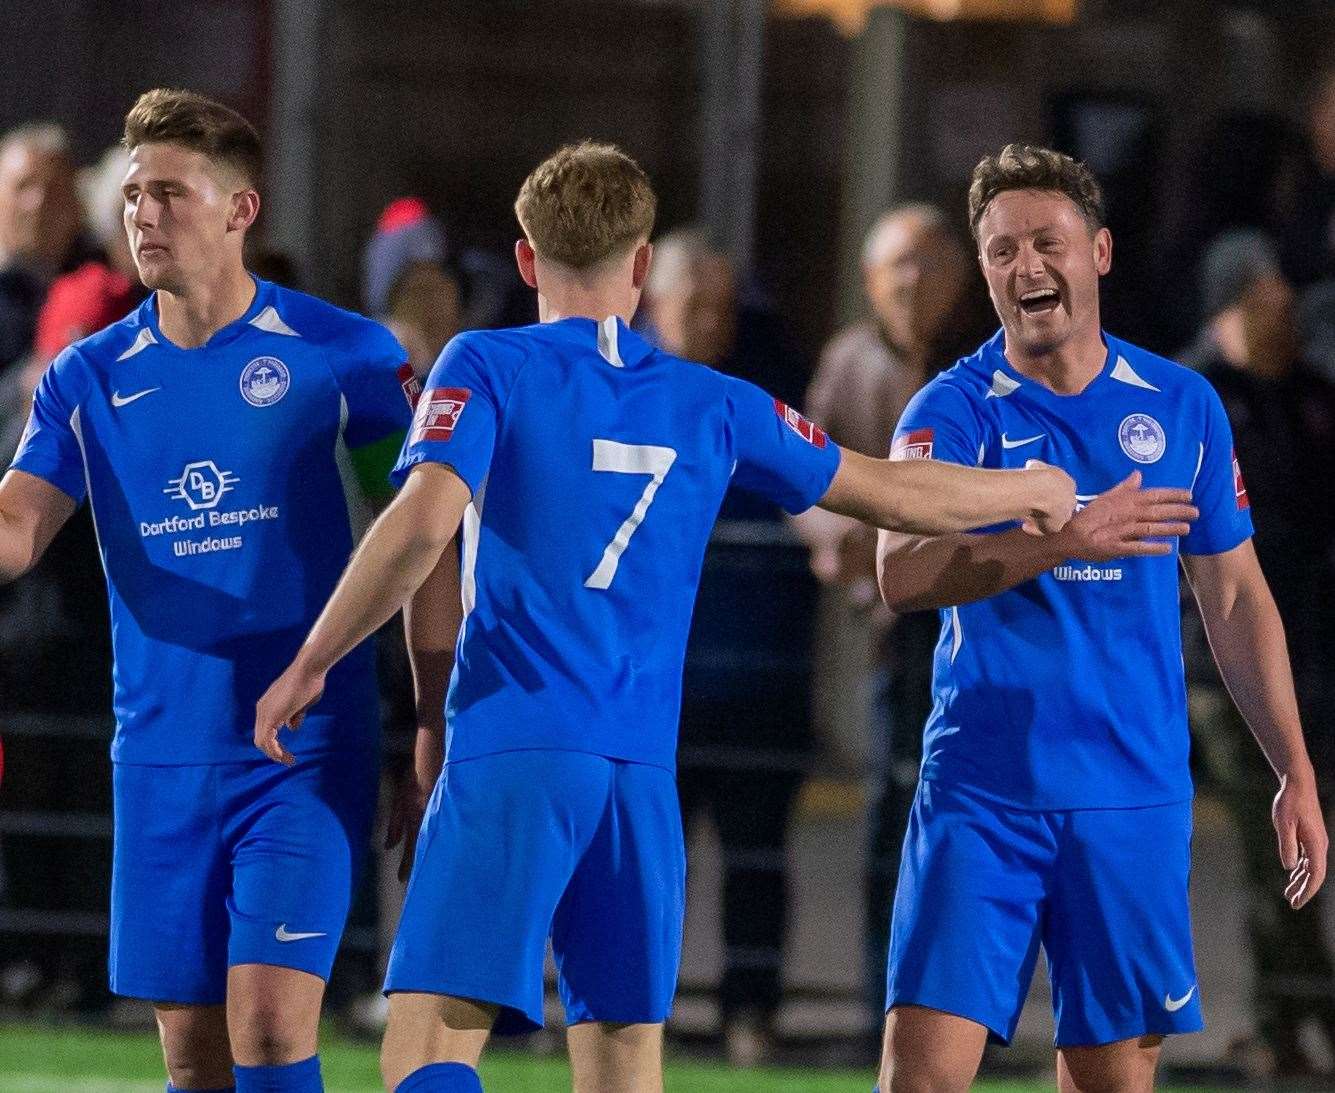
<box><xmin>110</xmin><ymin>752</ymin><xmax>378</xmax><ymax>1004</ymax></box>
<box><xmin>384</xmin><ymin>749</ymin><xmax>686</xmax><ymax>1033</ymax></box>
<box><xmin>886</xmin><ymin>779</ymin><xmax>1202</xmax><ymax>1047</ymax></box>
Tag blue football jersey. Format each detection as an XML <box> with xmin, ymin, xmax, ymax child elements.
<box><xmin>391</xmin><ymin>316</ymin><xmax>841</xmax><ymax>771</ymax></box>
<box><xmin>892</xmin><ymin>331</ymin><xmax>1253</xmax><ymax>809</ymax></box>
<box><xmin>11</xmin><ymin>277</ymin><xmax>412</xmax><ymax>764</ymax></box>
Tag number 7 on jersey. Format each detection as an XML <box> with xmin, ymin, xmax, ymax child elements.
<box><xmin>584</xmin><ymin>439</ymin><xmax>677</xmax><ymax>589</ymax></box>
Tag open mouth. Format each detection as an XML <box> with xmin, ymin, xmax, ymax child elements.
<box><xmin>1018</xmin><ymin>287</ymin><xmax>1061</xmax><ymax>316</ymax></box>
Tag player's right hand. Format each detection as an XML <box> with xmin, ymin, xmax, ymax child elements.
<box><xmin>1020</xmin><ymin>461</ymin><xmax>1077</xmax><ymax>534</ymax></box>
<box><xmin>253</xmin><ymin>659</ymin><xmax>326</xmax><ymax>766</ymax></box>
<box><xmin>1056</xmin><ymin>471</ymin><xmax>1197</xmax><ymax>561</ymax></box>
<box><xmin>386</xmin><ymin>725</ymin><xmax>444</xmax><ymax>882</ymax></box>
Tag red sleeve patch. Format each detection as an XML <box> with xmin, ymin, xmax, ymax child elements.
<box><xmin>890</xmin><ymin>427</ymin><xmax>934</xmax><ymax>461</ymax></box>
<box><xmin>1233</xmin><ymin>448</ymin><xmax>1250</xmax><ymax>510</ymax></box>
<box><xmin>397</xmin><ymin>362</ymin><xmax>423</xmax><ymax>410</ymax></box>
<box><xmin>411</xmin><ymin>387</ymin><xmax>470</xmax><ymax>444</ymax></box>
<box><xmin>773</xmin><ymin>399</ymin><xmax>828</xmax><ymax>448</ymax></box>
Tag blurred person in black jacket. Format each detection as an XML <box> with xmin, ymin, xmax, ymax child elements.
<box><xmin>792</xmin><ymin>204</ymin><xmax>992</xmax><ymax>1044</ymax></box>
<box><xmin>642</xmin><ymin>226</ymin><xmax>815</xmax><ymax>1066</ymax></box>
<box><xmin>1185</xmin><ymin>228</ymin><xmax>1335</xmax><ymax>1080</ymax></box>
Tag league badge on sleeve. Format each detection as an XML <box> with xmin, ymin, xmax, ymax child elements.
<box><xmin>397</xmin><ymin>362</ymin><xmax>422</xmax><ymax>410</ymax></box>
<box><xmin>891</xmin><ymin>428</ymin><xmax>934</xmax><ymax>461</ymax></box>
<box><xmin>773</xmin><ymin>399</ymin><xmax>828</xmax><ymax>448</ymax></box>
<box><xmin>1232</xmin><ymin>448</ymin><xmax>1250</xmax><ymax>510</ymax></box>
<box><xmin>411</xmin><ymin>388</ymin><xmax>471</xmax><ymax>444</ymax></box>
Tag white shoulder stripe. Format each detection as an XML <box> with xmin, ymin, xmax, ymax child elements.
<box><xmin>597</xmin><ymin>315</ymin><xmax>625</xmax><ymax>367</ymax></box>
<box><xmin>1190</xmin><ymin>441</ymin><xmax>1205</xmax><ymax>490</ymax></box>
<box><xmin>985</xmin><ymin>370</ymin><xmax>1020</xmax><ymax>399</ymax></box>
<box><xmin>1111</xmin><ymin>355</ymin><xmax>1160</xmax><ymax>392</ymax></box>
<box><xmin>249</xmin><ymin>305</ymin><xmax>301</xmax><ymax>337</ymax></box>
<box><xmin>115</xmin><ymin>328</ymin><xmax>157</xmax><ymax>361</ymax></box>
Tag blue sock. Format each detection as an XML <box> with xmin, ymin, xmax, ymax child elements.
<box><xmin>166</xmin><ymin>1085</ymin><xmax>234</xmax><ymax>1092</ymax></box>
<box><xmin>395</xmin><ymin>1062</ymin><xmax>483</xmax><ymax>1092</ymax></box>
<box><xmin>232</xmin><ymin>1055</ymin><xmax>322</xmax><ymax>1092</ymax></box>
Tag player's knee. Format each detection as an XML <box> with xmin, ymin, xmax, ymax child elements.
<box><xmin>1059</xmin><ymin>1037</ymin><xmax>1162</xmax><ymax>1093</ymax></box>
<box><xmin>228</xmin><ymin>997</ymin><xmax>313</xmax><ymax>1065</ymax></box>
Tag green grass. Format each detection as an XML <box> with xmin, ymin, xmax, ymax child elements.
<box><xmin>0</xmin><ymin>1024</ymin><xmax>1231</xmax><ymax>1091</ymax></box>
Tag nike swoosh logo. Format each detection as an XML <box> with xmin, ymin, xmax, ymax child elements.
<box><xmin>1164</xmin><ymin>985</ymin><xmax>1196</xmax><ymax>1012</ymax></box>
<box><xmin>274</xmin><ymin>923</ymin><xmax>327</xmax><ymax>943</ymax></box>
<box><xmin>111</xmin><ymin>387</ymin><xmax>161</xmax><ymax>407</ymax></box>
<box><xmin>1000</xmin><ymin>432</ymin><xmax>1045</xmax><ymax>449</ymax></box>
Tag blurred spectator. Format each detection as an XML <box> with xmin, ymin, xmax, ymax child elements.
<box><xmin>1279</xmin><ymin>62</ymin><xmax>1335</xmax><ymax>289</ymax></box>
<box><xmin>0</xmin><ymin>141</ymin><xmax>126</xmax><ymax>1016</ymax></box>
<box><xmin>0</xmin><ymin>123</ymin><xmax>88</xmax><ymax>373</ymax></box>
<box><xmin>363</xmin><ymin>197</ymin><xmax>461</xmax><ymax>379</ymax></box>
<box><xmin>643</xmin><ymin>226</ymin><xmax>815</xmax><ymax>1066</ymax></box>
<box><xmin>791</xmin><ymin>204</ymin><xmax>991</xmax><ymax>1039</ymax></box>
<box><xmin>1185</xmin><ymin>228</ymin><xmax>1335</xmax><ymax>1080</ymax></box>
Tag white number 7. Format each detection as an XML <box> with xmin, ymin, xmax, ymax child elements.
<box><xmin>584</xmin><ymin>439</ymin><xmax>678</xmax><ymax>589</ymax></box>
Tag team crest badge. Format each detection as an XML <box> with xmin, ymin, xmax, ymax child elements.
<box><xmin>1118</xmin><ymin>413</ymin><xmax>1165</xmax><ymax>464</ymax></box>
<box><xmin>240</xmin><ymin>357</ymin><xmax>290</xmax><ymax>407</ymax></box>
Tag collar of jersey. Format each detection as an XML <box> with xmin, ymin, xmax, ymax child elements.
<box><xmin>984</xmin><ymin>328</ymin><xmax>1117</xmax><ymax>404</ymax></box>
<box><xmin>555</xmin><ymin>315</ymin><xmax>656</xmax><ymax>368</ymax></box>
<box><xmin>140</xmin><ymin>273</ymin><xmax>270</xmax><ymax>352</ymax></box>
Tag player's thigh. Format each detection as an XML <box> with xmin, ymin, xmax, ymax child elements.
<box><xmin>1045</xmin><ymin>800</ymin><xmax>1200</xmax><ymax>1048</ymax></box>
<box><xmin>224</xmin><ymin>753</ymin><xmax>379</xmax><ymax>984</ymax></box>
<box><xmin>567</xmin><ymin>1021</ymin><xmax>664</xmax><ymax>1093</ymax></box>
<box><xmin>386</xmin><ymin>750</ymin><xmax>613</xmax><ymax>1034</ymax></box>
<box><xmin>154</xmin><ymin>1002</ymin><xmax>232</xmax><ymax>1090</ymax></box>
<box><xmin>879</xmin><ymin>1005</ymin><xmax>989</xmax><ymax>1093</ymax></box>
<box><xmin>1058</xmin><ymin>1035</ymin><xmax>1164</xmax><ymax>1093</ymax></box>
<box><xmin>553</xmin><ymin>759</ymin><xmax>686</xmax><ymax>1028</ymax></box>
<box><xmin>886</xmin><ymin>781</ymin><xmax>1053</xmax><ymax>1045</ymax></box>
<box><xmin>381</xmin><ymin>991</ymin><xmax>497</xmax><ymax>1090</ymax></box>
<box><xmin>111</xmin><ymin>763</ymin><xmax>231</xmax><ymax>1004</ymax></box>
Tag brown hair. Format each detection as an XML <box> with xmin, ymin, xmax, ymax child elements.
<box><xmin>123</xmin><ymin>89</ymin><xmax>262</xmax><ymax>188</ymax></box>
<box><xmin>514</xmin><ymin>141</ymin><xmax>656</xmax><ymax>270</ymax></box>
<box><xmin>968</xmin><ymin>143</ymin><xmax>1105</xmax><ymax>240</ymax></box>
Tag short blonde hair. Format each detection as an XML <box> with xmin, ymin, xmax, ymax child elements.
<box><xmin>968</xmin><ymin>143</ymin><xmax>1104</xmax><ymax>240</ymax></box>
<box><xmin>514</xmin><ymin>141</ymin><xmax>656</xmax><ymax>270</ymax></box>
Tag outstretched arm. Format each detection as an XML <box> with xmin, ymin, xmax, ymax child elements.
<box><xmin>876</xmin><ymin>471</ymin><xmax>1197</xmax><ymax>612</ymax></box>
<box><xmin>254</xmin><ymin>461</ymin><xmax>470</xmax><ymax>764</ymax></box>
<box><xmin>0</xmin><ymin>469</ymin><xmax>77</xmax><ymax>583</ymax></box>
<box><xmin>818</xmin><ymin>448</ymin><xmax>1077</xmax><ymax>538</ymax></box>
<box><xmin>1184</xmin><ymin>542</ymin><xmax>1327</xmax><ymax>909</ymax></box>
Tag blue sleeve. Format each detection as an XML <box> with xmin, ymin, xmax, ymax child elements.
<box><xmin>727</xmin><ymin>377</ymin><xmax>841</xmax><ymax>514</ymax></box>
<box><xmin>390</xmin><ymin>334</ymin><xmax>501</xmax><ymax>496</ymax></box>
<box><xmin>1181</xmin><ymin>384</ymin><xmax>1254</xmax><ymax>556</ymax></box>
<box><xmin>10</xmin><ymin>349</ymin><xmax>88</xmax><ymax>503</ymax></box>
<box><xmin>890</xmin><ymin>381</ymin><xmax>984</xmax><ymax>467</ymax></box>
<box><xmin>328</xmin><ymin>319</ymin><xmax>414</xmax><ymax>448</ymax></box>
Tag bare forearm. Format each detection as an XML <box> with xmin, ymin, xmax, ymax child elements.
<box><xmin>405</xmin><ymin>541</ymin><xmax>462</xmax><ymax>729</ymax></box>
<box><xmin>822</xmin><ymin>452</ymin><xmax>1066</xmax><ymax>537</ymax></box>
<box><xmin>1202</xmin><ymin>586</ymin><xmax>1314</xmax><ymax>784</ymax></box>
<box><xmin>878</xmin><ymin>528</ymin><xmax>1067</xmax><ymax>611</ymax></box>
<box><xmin>0</xmin><ymin>508</ymin><xmax>35</xmax><ymax>583</ymax></box>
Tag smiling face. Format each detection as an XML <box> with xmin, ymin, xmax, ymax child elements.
<box><xmin>121</xmin><ymin>141</ymin><xmax>255</xmax><ymax>294</ymax></box>
<box><xmin>976</xmin><ymin>188</ymin><xmax>1110</xmax><ymax>360</ymax></box>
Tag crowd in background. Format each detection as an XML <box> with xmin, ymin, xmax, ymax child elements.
<box><xmin>3</xmin><ymin>59</ymin><xmax>1335</xmax><ymax>1082</ymax></box>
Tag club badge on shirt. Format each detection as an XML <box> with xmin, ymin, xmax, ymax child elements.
<box><xmin>774</xmin><ymin>399</ymin><xmax>828</xmax><ymax>448</ymax></box>
<box><xmin>891</xmin><ymin>427</ymin><xmax>934</xmax><ymax>461</ymax></box>
<box><xmin>411</xmin><ymin>387</ymin><xmax>470</xmax><ymax>444</ymax></box>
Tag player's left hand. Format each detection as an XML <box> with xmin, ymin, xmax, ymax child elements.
<box><xmin>253</xmin><ymin>660</ymin><xmax>326</xmax><ymax>766</ymax></box>
<box><xmin>1273</xmin><ymin>769</ymin><xmax>1328</xmax><ymax>909</ymax></box>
